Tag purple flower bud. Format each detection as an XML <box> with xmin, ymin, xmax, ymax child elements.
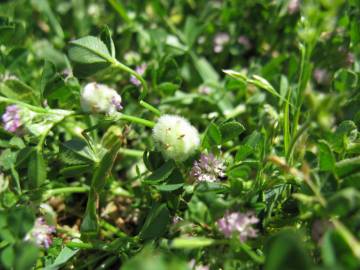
<box><xmin>130</xmin><ymin>63</ymin><xmax>147</xmax><ymax>87</ymax></box>
<box><xmin>190</xmin><ymin>153</ymin><xmax>226</xmax><ymax>183</ymax></box>
<box><xmin>26</xmin><ymin>217</ymin><xmax>56</xmax><ymax>249</ymax></box>
<box><xmin>2</xmin><ymin>105</ymin><xmax>22</xmax><ymax>133</ymax></box>
<box><xmin>217</xmin><ymin>211</ymin><xmax>259</xmax><ymax>242</ymax></box>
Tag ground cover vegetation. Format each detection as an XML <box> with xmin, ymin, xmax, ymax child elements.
<box><xmin>0</xmin><ymin>0</ymin><xmax>360</xmax><ymax>269</ymax></box>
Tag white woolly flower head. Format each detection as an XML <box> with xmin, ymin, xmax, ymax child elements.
<box><xmin>80</xmin><ymin>82</ymin><xmax>122</xmax><ymax>114</ymax></box>
<box><xmin>152</xmin><ymin>115</ymin><xmax>200</xmax><ymax>162</ymax></box>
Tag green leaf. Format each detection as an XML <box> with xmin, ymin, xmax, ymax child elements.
<box><xmin>91</xmin><ymin>140</ymin><xmax>122</xmax><ymax>189</ymax></box>
<box><xmin>335</xmin><ymin>156</ymin><xmax>360</xmax><ymax>178</ymax></box>
<box><xmin>13</xmin><ymin>242</ymin><xmax>39</xmax><ymax>270</ymax></box>
<box><xmin>321</xmin><ymin>231</ymin><xmax>337</xmax><ymax>267</ymax></box>
<box><xmin>68</xmin><ymin>36</ymin><xmax>113</xmax><ymax>76</ymax></box>
<box><xmin>81</xmin><ymin>140</ymin><xmax>122</xmax><ymax>237</ymax></box>
<box><xmin>139</xmin><ymin>203</ymin><xmax>170</xmax><ymax>240</ymax></box>
<box><xmin>143</xmin><ymin>160</ymin><xmax>175</xmax><ymax>184</ymax></box>
<box><xmin>222</xmin><ymin>69</ymin><xmax>247</xmax><ymax>83</ymax></box>
<box><xmin>0</xmin><ymin>245</ymin><xmax>14</xmax><ymax>269</ymax></box>
<box><xmin>202</xmin><ymin>122</ymin><xmax>222</xmax><ymax>148</ymax></box>
<box><xmin>0</xmin><ymin>17</ymin><xmax>26</xmax><ymax>46</ymax></box>
<box><xmin>100</xmin><ymin>26</ymin><xmax>116</xmax><ymax>58</ymax></box>
<box><xmin>7</xmin><ymin>206</ymin><xmax>35</xmax><ymax>238</ymax></box>
<box><xmin>264</xmin><ymin>230</ymin><xmax>313</xmax><ymax>270</ymax></box>
<box><xmin>191</xmin><ymin>55</ymin><xmax>219</xmax><ymax>84</ymax></box>
<box><xmin>219</xmin><ymin>121</ymin><xmax>245</xmax><ymax>142</ymax></box>
<box><xmin>332</xmin><ymin>68</ymin><xmax>358</xmax><ymax>93</ymax></box>
<box><xmin>318</xmin><ymin>140</ymin><xmax>335</xmax><ymax>172</ymax></box>
<box><xmin>143</xmin><ymin>150</ymin><xmax>165</xmax><ymax>172</ymax></box>
<box><xmin>171</xmin><ymin>237</ymin><xmax>214</xmax><ymax>249</ymax></box>
<box><xmin>248</xmin><ymin>75</ymin><xmax>282</xmax><ymax>99</ymax></box>
<box><xmin>0</xmin><ymin>77</ymin><xmax>38</xmax><ymax>104</ymax></box>
<box><xmin>155</xmin><ymin>183</ymin><xmax>184</xmax><ymax>191</ymax></box>
<box><xmin>326</xmin><ymin>188</ymin><xmax>360</xmax><ymax>216</ymax></box>
<box><xmin>28</xmin><ymin>148</ymin><xmax>47</xmax><ymax>190</ymax></box>
<box><xmin>60</xmin><ymin>139</ymin><xmax>98</xmax><ymax>165</ymax></box>
<box><xmin>43</xmin><ymin>247</ymin><xmax>79</xmax><ymax>270</ymax></box>
<box><xmin>68</xmin><ymin>36</ymin><xmax>112</xmax><ymax>64</ymax></box>
<box><xmin>40</xmin><ymin>60</ymin><xmax>58</xmax><ymax>99</ymax></box>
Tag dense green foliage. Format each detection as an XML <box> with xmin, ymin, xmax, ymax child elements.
<box><xmin>0</xmin><ymin>0</ymin><xmax>360</xmax><ymax>269</ymax></box>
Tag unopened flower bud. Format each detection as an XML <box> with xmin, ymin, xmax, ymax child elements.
<box><xmin>80</xmin><ymin>82</ymin><xmax>122</xmax><ymax>114</ymax></box>
<box><xmin>152</xmin><ymin>115</ymin><xmax>200</xmax><ymax>162</ymax></box>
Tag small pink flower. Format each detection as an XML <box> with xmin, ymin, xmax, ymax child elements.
<box><xmin>2</xmin><ymin>105</ymin><xmax>22</xmax><ymax>133</ymax></box>
<box><xmin>130</xmin><ymin>63</ymin><xmax>147</xmax><ymax>86</ymax></box>
<box><xmin>217</xmin><ymin>211</ymin><xmax>259</xmax><ymax>242</ymax></box>
<box><xmin>190</xmin><ymin>153</ymin><xmax>226</xmax><ymax>183</ymax></box>
<box><xmin>26</xmin><ymin>217</ymin><xmax>56</xmax><ymax>249</ymax></box>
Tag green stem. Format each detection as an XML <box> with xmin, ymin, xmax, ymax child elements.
<box><xmin>119</xmin><ymin>148</ymin><xmax>144</xmax><ymax>157</ymax></box>
<box><xmin>0</xmin><ymin>96</ymin><xmax>48</xmax><ymax>113</ymax></box>
<box><xmin>286</xmin><ymin>120</ymin><xmax>311</xmax><ymax>163</ymax></box>
<box><xmin>99</xmin><ymin>220</ymin><xmax>129</xmax><ymax>238</ymax></box>
<box><xmin>44</xmin><ymin>186</ymin><xmax>90</xmax><ymax>200</ymax></box>
<box><xmin>139</xmin><ymin>100</ymin><xmax>161</xmax><ymax>116</ymax></box>
<box><xmin>66</xmin><ymin>241</ymin><xmax>94</xmax><ymax>250</ymax></box>
<box><xmin>118</xmin><ymin>114</ymin><xmax>155</xmax><ymax>128</ymax></box>
<box><xmin>112</xmin><ymin>60</ymin><xmax>148</xmax><ymax>98</ymax></box>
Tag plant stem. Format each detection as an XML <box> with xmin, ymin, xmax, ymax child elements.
<box><xmin>0</xmin><ymin>96</ymin><xmax>48</xmax><ymax>113</ymax></box>
<box><xmin>119</xmin><ymin>148</ymin><xmax>144</xmax><ymax>157</ymax></box>
<box><xmin>112</xmin><ymin>60</ymin><xmax>148</xmax><ymax>98</ymax></box>
<box><xmin>44</xmin><ymin>186</ymin><xmax>90</xmax><ymax>200</ymax></box>
<box><xmin>286</xmin><ymin>120</ymin><xmax>311</xmax><ymax>163</ymax></box>
<box><xmin>66</xmin><ymin>241</ymin><xmax>94</xmax><ymax>250</ymax></box>
<box><xmin>139</xmin><ymin>100</ymin><xmax>161</xmax><ymax>116</ymax></box>
<box><xmin>118</xmin><ymin>114</ymin><xmax>155</xmax><ymax>128</ymax></box>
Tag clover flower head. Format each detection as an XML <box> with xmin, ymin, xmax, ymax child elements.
<box><xmin>2</xmin><ymin>105</ymin><xmax>22</xmax><ymax>133</ymax></box>
<box><xmin>130</xmin><ymin>63</ymin><xmax>147</xmax><ymax>87</ymax></box>
<box><xmin>26</xmin><ymin>217</ymin><xmax>55</xmax><ymax>249</ymax></box>
<box><xmin>190</xmin><ymin>153</ymin><xmax>226</xmax><ymax>183</ymax></box>
<box><xmin>152</xmin><ymin>115</ymin><xmax>200</xmax><ymax>162</ymax></box>
<box><xmin>217</xmin><ymin>211</ymin><xmax>259</xmax><ymax>242</ymax></box>
<box><xmin>80</xmin><ymin>82</ymin><xmax>122</xmax><ymax>114</ymax></box>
